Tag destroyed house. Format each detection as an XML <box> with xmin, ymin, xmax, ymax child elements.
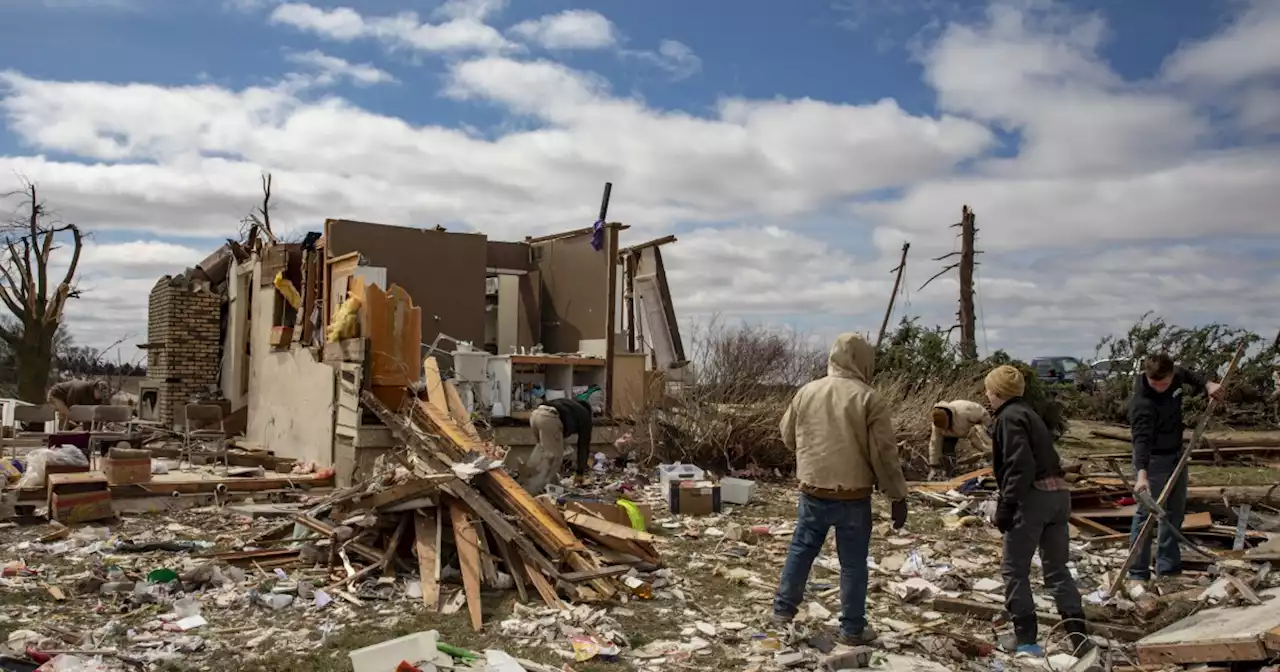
<box><xmin>142</xmin><ymin>218</ymin><xmax>687</xmax><ymax>486</ymax></box>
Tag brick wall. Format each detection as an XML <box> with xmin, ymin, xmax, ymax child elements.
<box><xmin>146</xmin><ymin>276</ymin><xmax>223</xmax><ymax>428</ymax></box>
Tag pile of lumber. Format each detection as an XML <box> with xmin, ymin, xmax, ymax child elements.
<box><xmin>245</xmin><ymin>377</ymin><xmax>659</xmax><ymax>632</ymax></box>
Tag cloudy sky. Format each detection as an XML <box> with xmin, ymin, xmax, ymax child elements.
<box><xmin>1</xmin><ymin>0</ymin><xmax>1277</xmax><ymax>362</ymax></box>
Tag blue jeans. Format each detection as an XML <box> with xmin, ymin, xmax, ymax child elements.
<box><xmin>773</xmin><ymin>493</ymin><xmax>872</xmax><ymax>637</ymax></box>
<box><xmin>1128</xmin><ymin>452</ymin><xmax>1189</xmax><ymax>580</ymax></box>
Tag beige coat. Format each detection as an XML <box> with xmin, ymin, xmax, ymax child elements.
<box><xmin>780</xmin><ymin>333</ymin><xmax>908</xmax><ymax>501</ymax></box>
<box><xmin>928</xmin><ymin>400</ymin><xmax>991</xmax><ymax>466</ymax></box>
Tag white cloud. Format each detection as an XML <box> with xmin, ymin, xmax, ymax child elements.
<box><xmin>509</xmin><ymin>10</ymin><xmax>618</xmax><ymax>50</ymax></box>
<box><xmin>433</xmin><ymin>0</ymin><xmax>507</xmax><ymax>22</ymax></box>
<box><xmin>269</xmin><ymin>2</ymin><xmax>517</xmax><ymax>54</ymax></box>
<box><xmin>1</xmin><ymin>0</ymin><xmax>1278</xmax><ymax>358</ymax></box>
<box><xmin>284</xmin><ymin>50</ymin><xmax>398</xmax><ymax>86</ymax></box>
<box><xmin>626</xmin><ymin>40</ymin><xmax>702</xmax><ymax>80</ymax></box>
<box><xmin>1160</xmin><ymin>0</ymin><xmax>1280</xmax><ymax>88</ymax></box>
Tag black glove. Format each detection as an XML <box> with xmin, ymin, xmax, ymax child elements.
<box><xmin>891</xmin><ymin>499</ymin><xmax>908</xmax><ymax>530</ymax></box>
<box><xmin>995</xmin><ymin>503</ymin><xmax>1017</xmax><ymax>533</ymax></box>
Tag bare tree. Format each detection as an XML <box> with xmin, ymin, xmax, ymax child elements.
<box><xmin>0</xmin><ymin>179</ymin><xmax>83</xmax><ymax>402</ymax></box>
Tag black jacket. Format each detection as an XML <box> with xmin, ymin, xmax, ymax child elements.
<box><xmin>542</xmin><ymin>398</ymin><xmax>594</xmax><ymax>476</ymax></box>
<box><xmin>1129</xmin><ymin>366</ymin><xmax>1207</xmax><ymax>472</ymax></box>
<box><xmin>992</xmin><ymin>398</ymin><xmax>1064</xmax><ymax>510</ymax></box>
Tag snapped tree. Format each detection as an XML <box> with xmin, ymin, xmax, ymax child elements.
<box><xmin>0</xmin><ymin>181</ymin><xmax>83</xmax><ymax>402</ymax></box>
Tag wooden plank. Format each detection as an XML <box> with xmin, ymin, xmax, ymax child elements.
<box><xmin>565</xmin><ymin>509</ymin><xmax>657</xmax><ymax>543</ymax></box>
<box><xmin>909</xmin><ymin>467</ymin><xmax>993</xmax><ymax>493</ymax></box>
<box><xmin>1069</xmin><ymin>515</ymin><xmax>1117</xmax><ymax>537</ymax></box>
<box><xmin>443</xmin><ymin>379</ymin><xmax>483</xmax><ymax>444</ymax></box>
<box><xmin>931</xmin><ymin>596</ymin><xmax>1145</xmax><ymax>642</ymax></box>
<box><xmin>475</xmin><ymin>521</ymin><xmax>499</xmax><ymax>587</ymax></box>
<box><xmin>424</xmin><ymin>356</ymin><xmax>448</xmax><ymax>416</ymax></box>
<box><xmin>522</xmin><ymin>558</ymin><xmax>565</xmax><ymax>610</ymax></box>
<box><xmin>560</xmin><ymin>565</ymin><xmax>631</xmax><ymax>583</ymax></box>
<box><xmin>449</xmin><ymin>502</ymin><xmax>484</xmax><ymax>631</ymax></box>
<box><xmin>414</xmin><ymin>509</ymin><xmax>441</xmax><ymax>611</ymax></box>
<box><xmin>381</xmin><ymin>515</ymin><xmax>410</xmax><ymax>577</ymax></box>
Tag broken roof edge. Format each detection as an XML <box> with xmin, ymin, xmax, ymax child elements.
<box><xmin>526</xmin><ymin>222</ymin><xmax>629</xmax><ymax>245</ymax></box>
<box><xmin>323</xmin><ymin>217</ymin><xmax>487</xmax><ymax>239</ymax></box>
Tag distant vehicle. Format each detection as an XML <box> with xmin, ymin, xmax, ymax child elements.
<box><xmin>1090</xmin><ymin>357</ymin><xmax>1140</xmax><ymax>383</ymax></box>
<box><xmin>1031</xmin><ymin>356</ymin><xmax>1091</xmax><ymax>391</ymax></box>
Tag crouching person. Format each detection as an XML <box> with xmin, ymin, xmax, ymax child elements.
<box><xmin>985</xmin><ymin>365</ymin><xmax>1090</xmax><ymax>657</ymax></box>
<box><xmin>928</xmin><ymin>399</ymin><xmax>990</xmax><ymax>480</ymax></box>
<box><xmin>772</xmin><ymin>333</ymin><xmax>908</xmax><ymax>645</ymax></box>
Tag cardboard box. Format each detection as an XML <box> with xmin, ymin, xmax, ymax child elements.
<box><xmin>668</xmin><ymin>481</ymin><xmax>721</xmax><ymax>516</ymax></box>
<box><xmin>567</xmin><ymin>499</ymin><xmax>654</xmax><ymax>531</ymax></box>
<box><xmin>47</xmin><ymin>473</ymin><xmax>113</xmax><ymax>524</ymax></box>
<box><xmin>105</xmin><ymin>457</ymin><xmax>152</xmax><ymax>485</ymax></box>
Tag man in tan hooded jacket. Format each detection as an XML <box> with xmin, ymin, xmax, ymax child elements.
<box><xmin>928</xmin><ymin>400</ymin><xmax>991</xmax><ymax>480</ymax></box>
<box><xmin>772</xmin><ymin>333</ymin><xmax>908</xmax><ymax>645</ymax></box>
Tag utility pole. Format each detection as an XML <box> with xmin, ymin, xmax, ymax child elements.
<box><xmin>919</xmin><ymin>205</ymin><xmax>981</xmax><ymax>360</ymax></box>
<box><xmin>876</xmin><ymin>242</ymin><xmax>910</xmax><ymax>349</ymax></box>
<box><xmin>957</xmin><ymin>206</ymin><xmax>978</xmax><ymax>361</ymax></box>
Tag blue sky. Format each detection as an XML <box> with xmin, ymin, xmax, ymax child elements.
<box><xmin>0</xmin><ymin>0</ymin><xmax>1277</xmax><ymax>361</ymax></box>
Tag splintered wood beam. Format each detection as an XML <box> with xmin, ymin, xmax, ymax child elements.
<box><xmin>449</xmin><ymin>501</ymin><xmax>485</xmax><ymax>631</ymax></box>
<box><xmin>414</xmin><ymin>509</ymin><xmax>441</xmax><ymax>611</ymax></box>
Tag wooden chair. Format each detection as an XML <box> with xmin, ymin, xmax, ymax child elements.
<box><xmin>181</xmin><ymin>403</ymin><xmax>228</xmax><ymax>471</ymax></box>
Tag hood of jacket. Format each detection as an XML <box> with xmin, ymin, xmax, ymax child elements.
<box><xmin>828</xmin><ymin>333</ymin><xmax>874</xmax><ymax>382</ymax></box>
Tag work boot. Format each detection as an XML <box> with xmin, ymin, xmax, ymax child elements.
<box><xmin>837</xmin><ymin>625</ymin><xmax>878</xmax><ymax>646</ymax></box>
<box><xmin>1012</xmin><ymin>615</ymin><xmax>1042</xmax><ymax>657</ymax></box>
<box><xmin>768</xmin><ymin>611</ymin><xmax>794</xmax><ymax>626</ymax></box>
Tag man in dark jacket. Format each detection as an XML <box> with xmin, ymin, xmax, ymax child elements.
<box><xmin>985</xmin><ymin>365</ymin><xmax>1088</xmax><ymax>658</ymax></box>
<box><xmin>1127</xmin><ymin>354</ymin><xmax>1222</xmax><ymax>593</ymax></box>
<box><xmin>47</xmin><ymin>379</ymin><xmax>109</xmax><ymax>430</ymax></box>
<box><xmin>520</xmin><ymin>397</ymin><xmax>593</xmax><ymax>494</ymax></box>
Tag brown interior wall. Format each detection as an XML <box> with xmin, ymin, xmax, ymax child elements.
<box><xmin>325</xmin><ymin>219</ymin><xmax>487</xmax><ymax>349</ymax></box>
<box><xmin>533</xmin><ymin>232</ymin><xmax>610</xmax><ymax>354</ymax></box>
<box><xmin>518</xmin><ymin>270</ymin><xmax>540</xmax><ymax>348</ymax></box>
<box><xmin>486</xmin><ymin>241</ymin><xmax>531</xmax><ymax>271</ymax></box>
